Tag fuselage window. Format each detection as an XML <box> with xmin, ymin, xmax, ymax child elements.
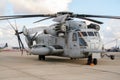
<box><xmin>88</xmin><ymin>32</ymin><xmax>94</xmax><ymax>36</ymax></box>
<box><xmin>81</xmin><ymin>32</ymin><xmax>87</xmax><ymax>36</ymax></box>
<box><xmin>72</xmin><ymin>33</ymin><xmax>77</xmax><ymax>41</ymax></box>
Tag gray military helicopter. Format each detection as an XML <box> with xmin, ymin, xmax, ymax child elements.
<box><xmin>0</xmin><ymin>12</ymin><xmax>120</xmax><ymax>65</ymax></box>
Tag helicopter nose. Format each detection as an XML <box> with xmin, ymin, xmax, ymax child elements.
<box><xmin>88</xmin><ymin>39</ymin><xmax>102</xmax><ymax>50</ymax></box>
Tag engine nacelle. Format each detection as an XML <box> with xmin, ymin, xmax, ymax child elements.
<box><xmin>87</xmin><ymin>23</ymin><xmax>100</xmax><ymax>31</ymax></box>
<box><xmin>44</xmin><ymin>29</ymin><xmax>65</xmax><ymax>37</ymax></box>
<box><xmin>44</xmin><ymin>23</ymin><xmax>67</xmax><ymax>37</ymax></box>
<box><xmin>44</xmin><ymin>29</ymin><xmax>56</xmax><ymax>36</ymax></box>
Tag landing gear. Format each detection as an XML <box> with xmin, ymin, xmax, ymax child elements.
<box><xmin>87</xmin><ymin>55</ymin><xmax>92</xmax><ymax>65</ymax></box>
<box><xmin>87</xmin><ymin>55</ymin><xmax>98</xmax><ymax>65</ymax></box>
<box><xmin>110</xmin><ymin>55</ymin><xmax>115</xmax><ymax>60</ymax></box>
<box><xmin>70</xmin><ymin>58</ymin><xmax>77</xmax><ymax>60</ymax></box>
<box><xmin>70</xmin><ymin>58</ymin><xmax>73</xmax><ymax>60</ymax></box>
<box><xmin>38</xmin><ymin>55</ymin><xmax>45</xmax><ymax>60</ymax></box>
<box><xmin>93</xmin><ymin>58</ymin><xmax>97</xmax><ymax>65</ymax></box>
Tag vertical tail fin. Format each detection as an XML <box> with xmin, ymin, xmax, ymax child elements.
<box><xmin>22</xmin><ymin>26</ymin><xmax>37</xmax><ymax>48</ymax></box>
<box><xmin>22</xmin><ymin>26</ymin><xmax>32</xmax><ymax>48</ymax></box>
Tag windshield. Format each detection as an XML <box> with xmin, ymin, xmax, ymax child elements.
<box><xmin>78</xmin><ymin>31</ymin><xmax>99</xmax><ymax>37</ymax></box>
<box><xmin>88</xmin><ymin>32</ymin><xmax>94</xmax><ymax>36</ymax></box>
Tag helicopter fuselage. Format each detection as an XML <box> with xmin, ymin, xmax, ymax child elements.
<box><xmin>29</xmin><ymin>20</ymin><xmax>103</xmax><ymax>59</ymax></box>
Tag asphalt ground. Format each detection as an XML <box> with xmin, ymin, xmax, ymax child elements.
<box><xmin>0</xmin><ymin>51</ymin><xmax>120</xmax><ymax>80</ymax></box>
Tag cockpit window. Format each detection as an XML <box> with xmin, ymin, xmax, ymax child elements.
<box><xmin>78</xmin><ymin>31</ymin><xmax>99</xmax><ymax>37</ymax></box>
<box><xmin>81</xmin><ymin>32</ymin><xmax>87</xmax><ymax>36</ymax></box>
<box><xmin>88</xmin><ymin>32</ymin><xmax>94</xmax><ymax>36</ymax></box>
<box><xmin>78</xmin><ymin>32</ymin><xmax>82</xmax><ymax>37</ymax></box>
<box><xmin>94</xmin><ymin>32</ymin><xmax>99</xmax><ymax>36</ymax></box>
<box><xmin>79</xmin><ymin>38</ymin><xmax>87</xmax><ymax>46</ymax></box>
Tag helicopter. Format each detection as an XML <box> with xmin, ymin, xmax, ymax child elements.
<box><xmin>0</xmin><ymin>11</ymin><xmax>120</xmax><ymax>65</ymax></box>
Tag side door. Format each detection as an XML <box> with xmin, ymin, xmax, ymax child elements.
<box><xmin>68</xmin><ymin>32</ymin><xmax>80</xmax><ymax>57</ymax></box>
<box><xmin>72</xmin><ymin>32</ymin><xmax>78</xmax><ymax>47</ymax></box>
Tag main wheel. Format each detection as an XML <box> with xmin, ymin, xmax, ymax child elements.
<box><xmin>70</xmin><ymin>58</ymin><xmax>73</xmax><ymax>60</ymax></box>
<box><xmin>42</xmin><ymin>55</ymin><xmax>45</xmax><ymax>60</ymax></box>
<box><xmin>87</xmin><ymin>55</ymin><xmax>92</xmax><ymax>65</ymax></box>
<box><xmin>38</xmin><ymin>55</ymin><xmax>45</xmax><ymax>60</ymax></box>
<box><xmin>38</xmin><ymin>55</ymin><xmax>42</xmax><ymax>60</ymax></box>
<box><xmin>93</xmin><ymin>58</ymin><xmax>97</xmax><ymax>65</ymax></box>
<box><xmin>110</xmin><ymin>55</ymin><xmax>115</xmax><ymax>60</ymax></box>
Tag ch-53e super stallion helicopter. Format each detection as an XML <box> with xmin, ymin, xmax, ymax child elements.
<box><xmin>0</xmin><ymin>12</ymin><xmax>120</xmax><ymax>65</ymax></box>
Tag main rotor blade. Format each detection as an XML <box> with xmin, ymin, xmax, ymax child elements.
<box><xmin>7</xmin><ymin>20</ymin><xmax>16</xmax><ymax>31</ymax></box>
<box><xmin>75</xmin><ymin>14</ymin><xmax>120</xmax><ymax>19</ymax></box>
<box><xmin>0</xmin><ymin>14</ymin><xmax>56</xmax><ymax>20</ymax></box>
<box><xmin>33</xmin><ymin>17</ymin><xmax>53</xmax><ymax>23</ymax></box>
<box><xmin>80</xmin><ymin>17</ymin><xmax>103</xmax><ymax>24</ymax></box>
<box><xmin>1</xmin><ymin>12</ymin><xmax>120</xmax><ymax>22</ymax></box>
<box><xmin>0</xmin><ymin>17</ymin><xmax>23</xmax><ymax>20</ymax></box>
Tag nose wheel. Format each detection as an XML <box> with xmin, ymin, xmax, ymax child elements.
<box><xmin>87</xmin><ymin>55</ymin><xmax>98</xmax><ymax>65</ymax></box>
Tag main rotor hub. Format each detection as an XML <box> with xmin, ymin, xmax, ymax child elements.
<box><xmin>57</xmin><ymin>12</ymin><xmax>73</xmax><ymax>15</ymax></box>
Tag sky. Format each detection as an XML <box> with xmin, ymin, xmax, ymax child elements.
<box><xmin>0</xmin><ymin>0</ymin><xmax>120</xmax><ymax>48</ymax></box>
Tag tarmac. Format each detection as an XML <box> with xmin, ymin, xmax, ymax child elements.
<box><xmin>0</xmin><ymin>51</ymin><xmax>120</xmax><ymax>80</ymax></box>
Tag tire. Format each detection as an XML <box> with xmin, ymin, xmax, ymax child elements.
<box><xmin>38</xmin><ymin>55</ymin><xmax>41</xmax><ymax>60</ymax></box>
<box><xmin>93</xmin><ymin>58</ymin><xmax>97</xmax><ymax>65</ymax></box>
<box><xmin>110</xmin><ymin>55</ymin><xmax>115</xmax><ymax>60</ymax></box>
<box><xmin>87</xmin><ymin>55</ymin><xmax>92</xmax><ymax>65</ymax></box>
<box><xmin>70</xmin><ymin>58</ymin><xmax>73</xmax><ymax>60</ymax></box>
<box><xmin>38</xmin><ymin>55</ymin><xmax>45</xmax><ymax>60</ymax></box>
<box><xmin>42</xmin><ymin>55</ymin><xmax>45</xmax><ymax>60</ymax></box>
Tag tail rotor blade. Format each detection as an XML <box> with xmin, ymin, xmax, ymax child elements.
<box><xmin>17</xmin><ymin>34</ymin><xmax>24</xmax><ymax>55</ymax></box>
<box><xmin>7</xmin><ymin>20</ymin><xmax>25</xmax><ymax>55</ymax></box>
<box><xmin>17</xmin><ymin>37</ymin><xmax>22</xmax><ymax>50</ymax></box>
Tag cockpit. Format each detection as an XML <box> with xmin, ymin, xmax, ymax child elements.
<box><xmin>72</xmin><ymin>30</ymin><xmax>100</xmax><ymax>47</ymax></box>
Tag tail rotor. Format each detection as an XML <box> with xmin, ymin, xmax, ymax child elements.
<box><xmin>7</xmin><ymin>20</ymin><xmax>24</xmax><ymax>55</ymax></box>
